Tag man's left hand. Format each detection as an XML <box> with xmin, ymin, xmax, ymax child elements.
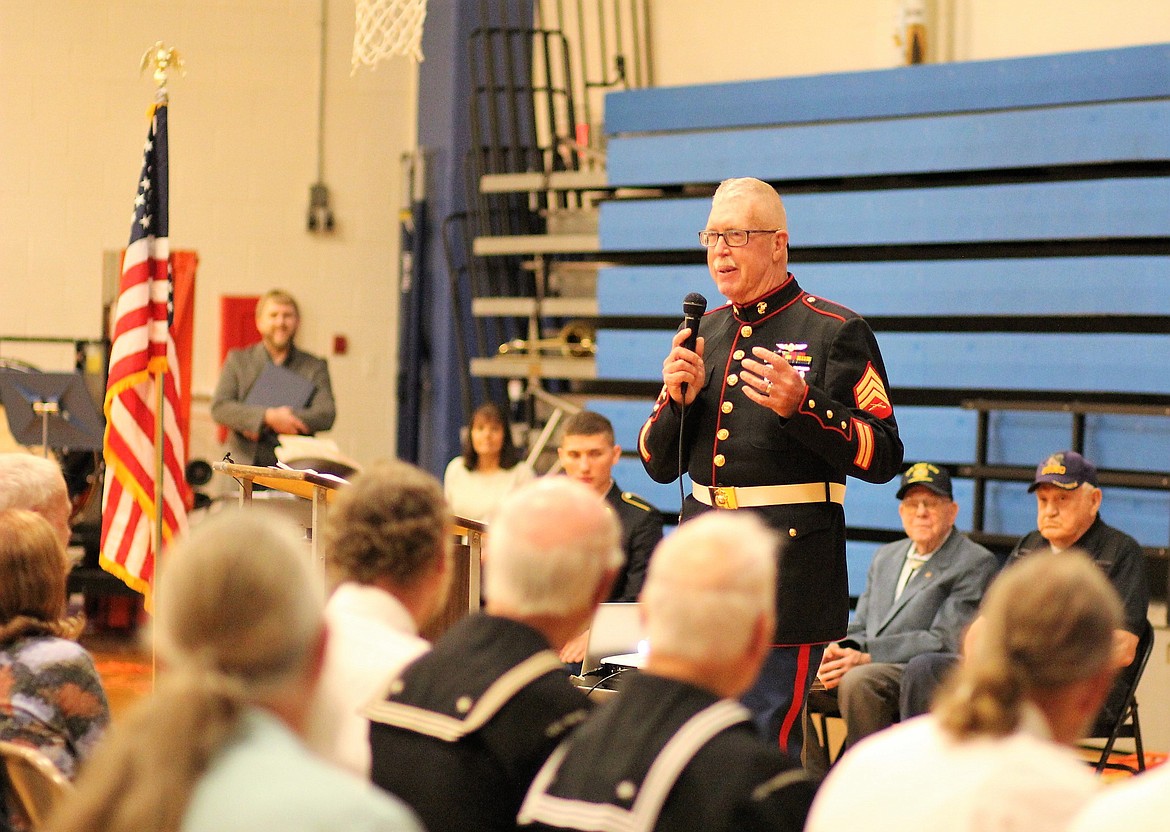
<box><xmin>741</xmin><ymin>346</ymin><xmax>807</xmax><ymax>418</ymax></box>
<box><xmin>560</xmin><ymin>629</ymin><xmax>589</xmax><ymax>664</ymax></box>
<box><xmin>817</xmin><ymin>643</ymin><xmax>871</xmax><ymax>690</ymax></box>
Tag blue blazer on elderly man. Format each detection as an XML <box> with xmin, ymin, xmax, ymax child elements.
<box><xmin>840</xmin><ymin>528</ymin><xmax>998</xmax><ymax>663</ymax></box>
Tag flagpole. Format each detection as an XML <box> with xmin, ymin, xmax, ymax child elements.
<box><xmin>141</xmin><ymin>43</ymin><xmax>182</xmax><ymax>688</ymax></box>
<box><xmin>141</xmin><ymin>43</ymin><xmax>181</xmax><ymax>591</ymax></box>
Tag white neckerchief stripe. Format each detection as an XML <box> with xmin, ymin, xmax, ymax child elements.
<box><xmin>365</xmin><ymin>650</ymin><xmax>565</xmax><ymax>741</ymax></box>
<box><xmin>518</xmin><ymin>698</ymin><xmax>750</xmax><ymax>832</ymax></box>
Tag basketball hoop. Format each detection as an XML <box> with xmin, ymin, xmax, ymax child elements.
<box><xmin>353</xmin><ymin>0</ymin><xmax>427</xmax><ymax>70</ymax></box>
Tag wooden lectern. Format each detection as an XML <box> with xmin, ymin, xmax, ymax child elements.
<box><xmin>212</xmin><ymin>461</ymin><xmax>485</xmax><ymax>639</ymax></box>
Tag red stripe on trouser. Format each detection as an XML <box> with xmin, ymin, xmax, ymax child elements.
<box><xmin>777</xmin><ymin>643</ymin><xmax>812</xmax><ymax>751</ymax></box>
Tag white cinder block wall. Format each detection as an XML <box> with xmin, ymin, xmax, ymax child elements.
<box><xmin>0</xmin><ymin>0</ymin><xmax>414</xmax><ymax>467</ymax></box>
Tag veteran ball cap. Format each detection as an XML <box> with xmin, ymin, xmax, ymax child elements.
<box><xmin>1028</xmin><ymin>451</ymin><xmax>1098</xmax><ymax>493</ymax></box>
<box><xmin>896</xmin><ymin>462</ymin><xmax>953</xmax><ymax>500</ymax></box>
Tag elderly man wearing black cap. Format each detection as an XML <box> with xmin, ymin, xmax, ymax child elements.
<box><xmin>900</xmin><ymin>450</ymin><xmax>1149</xmax><ymax>728</ymax></box>
<box><xmin>803</xmin><ymin>463</ymin><xmax>997</xmax><ymax>774</ymax></box>
<box><xmin>1008</xmin><ymin>452</ymin><xmax>1148</xmax><ymax>675</ymax></box>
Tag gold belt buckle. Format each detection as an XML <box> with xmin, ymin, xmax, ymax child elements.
<box><xmin>710</xmin><ymin>486</ymin><xmax>739</xmax><ymax>510</ymax></box>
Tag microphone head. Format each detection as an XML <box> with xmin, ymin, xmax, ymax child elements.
<box><xmin>683</xmin><ymin>292</ymin><xmax>708</xmax><ymax>316</ymax></box>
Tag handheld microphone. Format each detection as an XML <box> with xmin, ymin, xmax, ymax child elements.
<box><xmin>678</xmin><ymin>292</ymin><xmax>707</xmax><ymax>517</ymax></box>
<box><xmin>681</xmin><ymin>292</ymin><xmax>707</xmax><ymax>353</ymax></box>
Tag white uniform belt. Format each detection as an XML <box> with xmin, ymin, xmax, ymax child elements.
<box><xmin>692</xmin><ymin>481</ymin><xmax>846</xmax><ymax>510</ymax></box>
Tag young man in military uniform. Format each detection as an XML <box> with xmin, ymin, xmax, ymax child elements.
<box><xmin>365</xmin><ymin>478</ymin><xmax>623</xmax><ymax>832</ymax></box>
<box><xmin>640</xmin><ymin>177</ymin><xmax>903</xmax><ymax>758</ymax></box>
<box><xmin>518</xmin><ymin>512</ymin><xmax>815</xmax><ymax>832</ymax></box>
<box><xmin>556</xmin><ymin>410</ymin><xmax>663</xmax><ymax>665</ymax></box>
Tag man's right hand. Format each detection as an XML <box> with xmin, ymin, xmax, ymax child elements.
<box><xmin>817</xmin><ymin>642</ymin><xmax>870</xmax><ymax>690</ymax></box>
<box><xmin>264</xmin><ymin>406</ymin><xmax>310</xmax><ymax>436</ymax></box>
<box><xmin>662</xmin><ymin>328</ymin><xmax>705</xmax><ymax>406</ymax></box>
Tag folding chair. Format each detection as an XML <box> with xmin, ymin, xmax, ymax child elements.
<box><xmin>0</xmin><ymin>741</ymin><xmax>73</xmax><ymax>830</ymax></box>
<box><xmin>802</xmin><ymin>686</ymin><xmax>846</xmax><ymax>776</ymax></box>
<box><xmin>1079</xmin><ymin>619</ymin><xmax>1154</xmax><ymax>774</ymax></box>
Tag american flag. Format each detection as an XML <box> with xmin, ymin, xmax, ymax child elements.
<box><xmin>100</xmin><ymin>102</ymin><xmax>188</xmax><ymax>607</ymax></box>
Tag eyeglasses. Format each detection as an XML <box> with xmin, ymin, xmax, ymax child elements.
<box><xmin>698</xmin><ymin>229</ymin><xmax>779</xmax><ymax>248</ymax></box>
<box><xmin>900</xmin><ymin>497</ymin><xmax>951</xmax><ymax>513</ymax></box>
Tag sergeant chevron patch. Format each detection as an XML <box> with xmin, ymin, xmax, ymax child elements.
<box><xmin>853</xmin><ymin>363</ymin><xmax>893</xmax><ymax>419</ymax></box>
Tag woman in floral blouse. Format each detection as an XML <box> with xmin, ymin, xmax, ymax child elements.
<box><xmin>0</xmin><ymin>508</ymin><xmax>110</xmax><ymax>780</ymax></box>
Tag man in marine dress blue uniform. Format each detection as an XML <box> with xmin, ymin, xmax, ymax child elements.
<box><xmin>639</xmin><ymin>177</ymin><xmax>903</xmax><ymax>759</ymax></box>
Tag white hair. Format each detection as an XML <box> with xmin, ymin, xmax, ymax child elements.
<box><xmin>484</xmin><ymin>478</ymin><xmax>622</xmax><ymax>617</ymax></box>
<box><xmin>712</xmin><ymin>177</ymin><xmax>787</xmax><ymax>230</ymax></box>
<box><xmin>643</xmin><ymin>512</ymin><xmax>778</xmax><ymax>663</ymax></box>
<box><xmin>0</xmin><ymin>452</ymin><xmax>67</xmax><ymax>514</ymax></box>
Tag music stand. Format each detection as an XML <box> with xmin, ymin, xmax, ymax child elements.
<box><xmin>0</xmin><ymin>370</ymin><xmax>104</xmax><ymax>457</ymax></box>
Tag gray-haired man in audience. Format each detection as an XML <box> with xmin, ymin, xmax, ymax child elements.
<box><xmin>518</xmin><ymin>511</ymin><xmax>816</xmax><ymax>832</ymax></box>
<box><xmin>366</xmin><ymin>477</ymin><xmax>622</xmax><ymax>832</ymax></box>
<box><xmin>0</xmin><ymin>452</ymin><xmax>72</xmax><ymax>548</ymax></box>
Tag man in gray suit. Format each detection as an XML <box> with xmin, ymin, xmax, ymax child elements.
<box><xmin>803</xmin><ymin>462</ymin><xmax>997</xmax><ymax>774</ymax></box>
<box><xmin>211</xmin><ymin>289</ymin><xmax>335</xmax><ymax>467</ymax></box>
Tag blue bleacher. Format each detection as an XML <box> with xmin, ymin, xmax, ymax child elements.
<box><xmin>592</xmin><ymin>43</ymin><xmax>1170</xmax><ymax>598</ymax></box>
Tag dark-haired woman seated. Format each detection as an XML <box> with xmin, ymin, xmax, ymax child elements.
<box><xmin>0</xmin><ymin>509</ymin><xmax>110</xmax><ymax>780</ymax></box>
<box><xmin>443</xmin><ymin>402</ymin><xmax>534</xmax><ymax>523</ymax></box>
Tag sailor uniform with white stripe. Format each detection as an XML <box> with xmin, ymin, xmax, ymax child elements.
<box><xmin>638</xmin><ymin>275</ymin><xmax>903</xmax><ymax>644</ymax></box>
<box><xmin>517</xmin><ymin>673</ymin><xmax>815</xmax><ymax>832</ymax></box>
<box><xmin>366</xmin><ymin>614</ymin><xmax>592</xmax><ymax>832</ymax></box>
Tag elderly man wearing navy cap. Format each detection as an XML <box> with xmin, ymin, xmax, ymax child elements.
<box><xmin>900</xmin><ymin>451</ymin><xmax>1149</xmax><ymax>731</ymax></box>
<box><xmin>1007</xmin><ymin>452</ymin><xmax>1148</xmax><ymax>678</ymax></box>
<box><xmin>802</xmin><ymin>463</ymin><xmax>997</xmax><ymax>775</ymax></box>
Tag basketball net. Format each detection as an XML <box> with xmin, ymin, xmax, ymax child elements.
<box><xmin>352</xmin><ymin>0</ymin><xmax>427</xmax><ymax>70</ymax></box>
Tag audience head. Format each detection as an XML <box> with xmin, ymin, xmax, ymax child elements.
<box><xmin>557</xmin><ymin>410</ymin><xmax>620</xmax><ymax>497</ymax></box>
<box><xmin>154</xmin><ymin>510</ymin><xmax>323</xmax><ymax>706</ymax></box>
<box><xmin>324</xmin><ymin>459</ymin><xmax>453</xmax><ymax>626</ymax></box>
<box><xmin>1028</xmin><ymin>451</ymin><xmax>1101</xmax><ymax>550</ymax></box>
<box><xmin>896</xmin><ymin>462</ymin><xmax>960</xmax><ymax>555</ymax></box>
<box><xmin>0</xmin><ymin>508</ymin><xmax>80</xmax><ymax>644</ymax></box>
<box><xmin>51</xmin><ymin>510</ymin><xmax>325</xmax><ymax>832</ymax></box>
<box><xmin>934</xmin><ymin>549</ymin><xmax>1121</xmax><ymax>744</ymax></box>
<box><xmin>484</xmin><ymin>478</ymin><xmax>621</xmax><ymax>625</ymax></box>
<box><xmin>255</xmin><ymin>288</ymin><xmax>301</xmax><ymax>356</ymax></box>
<box><xmin>462</xmin><ymin>401</ymin><xmax>521</xmax><ymax>471</ymax></box>
<box><xmin>642</xmin><ymin>511</ymin><xmax>777</xmax><ymax>696</ymax></box>
<box><xmin>0</xmin><ymin>452</ymin><xmax>72</xmax><ymax>548</ymax></box>
<box><xmin>705</xmin><ymin>177</ymin><xmax>789</xmax><ymax>305</ymax></box>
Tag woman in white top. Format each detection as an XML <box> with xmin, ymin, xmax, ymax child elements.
<box><xmin>443</xmin><ymin>402</ymin><xmax>534</xmax><ymax>522</ymax></box>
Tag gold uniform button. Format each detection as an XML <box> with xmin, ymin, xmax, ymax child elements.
<box><xmin>456</xmin><ymin>695</ymin><xmax>473</xmax><ymax>714</ymax></box>
<box><xmin>714</xmin><ymin>454</ymin><xmax>726</xmax><ymax>467</ymax></box>
<box><xmin>721</xmin><ymin>401</ymin><xmax>733</xmax><ymax>414</ymax></box>
<box><xmin>788</xmin><ymin>528</ymin><xmax>797</xmax><ymax>538</ymax></box>
<box><xmin>616</xmin><ymin>781</ymin><xmax>637</xmax><ymax>801</ymax></box>
<box><xmin>733</xmin><ymin>349</ymin><xmax>745</xmax><ymax>361</ymax></box>
<box><xmin>807</xmin><ymin>399</ymin><xmax>816</xmax><ymax>408</ymax></box>
<box><xmin>826</xmin><ymin>410</ymin><xmax>833</xmax><ymax>419</ymax></box>
<box><xmin>841</xmin><ymin>421</ymin><xmax>848</xmax><ymax>429</ymax></box>
<box><xmin>717</xmin><ymin>428</ymin><xmax>729</xmax><ymax>440</ymax></box>
<box><xmin>727</xmin><ymin>374</ymin><xmax>738</xmax><ymax>386</ymax></box>
<box><xmin>740</xmin><ymin>324</ymin><xmax>753</xmax><ymax>337</ymax></box>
